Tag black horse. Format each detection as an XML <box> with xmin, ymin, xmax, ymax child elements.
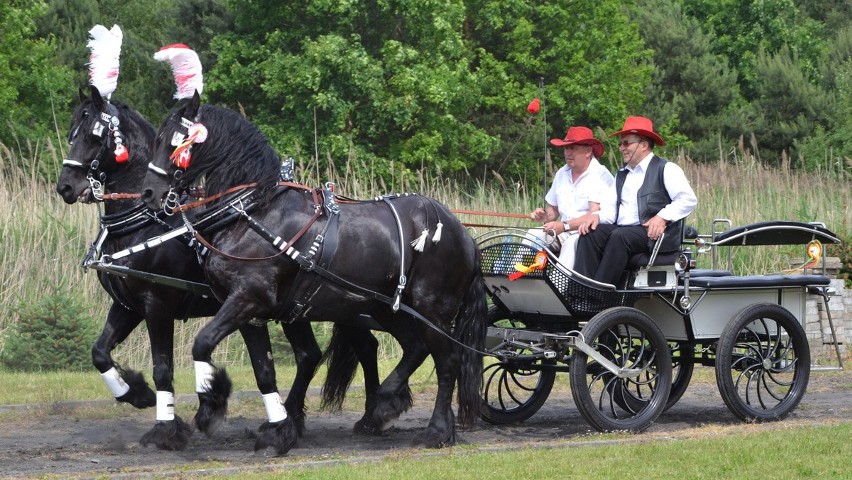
<box><xmin>140</xmin><ymin>92</ymin><xmax>487</xmax><ymax>450</ymax></box>
<box><xmin>55</xmin><ymin>86</ymin><xmax>381</xmax><ymax>453</ymax></box>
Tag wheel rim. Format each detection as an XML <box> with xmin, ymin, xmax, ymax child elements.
<box><xmin>729</xmin><ymin>319</ymin><xmax>801</xmax><ymax>412</ymax></box>
<box><xmin>716</xmin><ymin>303</ymin><xmax>810</xmax><ymax>422</ymax></box>
<box><xmin>586</xmin><ymin>328</ymin><xmax>661</xmax><ymax>417</ymax></box>
<box><xmin>482</xmin><ymin>357</ymin><xmax>555</xmax><ymax>419</ymax></box>
<box><xmin>570</xmin><ymin>307</ymin><xmax>671</xmax><ymax>432</ymax></box>
<box><xmin>481</xmin><ymin>307</ymin><xmax>556</xmax><ymax>424</ymax></box>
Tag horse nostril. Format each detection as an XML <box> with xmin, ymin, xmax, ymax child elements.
<box><xmin>141</xmin><ymin>188</ymin><xmax>153</xmax><ymax>201</ymax></box>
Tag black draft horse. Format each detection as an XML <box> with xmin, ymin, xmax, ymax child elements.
<box><xmin>55</xmin><ymin>86</ymin><xmax>381</xmax><ymax>453</ymax></box>
<box><xmin>140</xmin><ymin>92</ymin><xmax>488</xmax><ymax>450</ymax></box>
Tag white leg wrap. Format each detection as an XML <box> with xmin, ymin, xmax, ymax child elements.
<box><xmin>195</xmin><ymin>361</ymin><xmax>215</xmax><ymax>393</ymax></box>
<box><xmin>156</xmin><ymin>391</ymin><xmax>175</xmax><ymax>421</ymax></box>
<box><xmin>262</xmin><ymin>392</ymin><xmax>288</xmax><ymax>423</ymax></box>
<box><xmin>100</xmin><ymin>367</ymin><xmax>130</xmax><ymax>398</ymax></box>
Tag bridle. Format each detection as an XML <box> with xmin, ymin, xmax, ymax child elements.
<box><xmin>63</xmin><ymin>101</ymin><xmax>128</xmax><ymax>201</ymax></box>
<box><xmin>147</xmin><ymin>113</ymin><xmax>205</xmax><ymax>214</ymax></box>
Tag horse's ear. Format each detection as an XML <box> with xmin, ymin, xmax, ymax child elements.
<box><xmin>90</xmin><ymin>85</ymin><xmax>105</xmax><ymax>110</ymax></box>
<box><xmin>188</xmin><ymin>90</ymin><xmax>202</xmax><ymax>118</ymax></box>
<box><xmin>79</xmin><ymin>88</ymin><xmax>87</xmax><ymax>102</ymax></box>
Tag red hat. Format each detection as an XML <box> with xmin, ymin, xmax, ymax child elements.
<box><xmin>610</xmin><ymin>116</ymin><xmax>665</xmax><ymax>146</ymax></box>
<box><xmin>549</xmin><ymin>126</ymin><xmax>605</xmax><ymax>158</ymax></box>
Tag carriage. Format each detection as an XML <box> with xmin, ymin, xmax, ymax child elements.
<box><xmin>474</xmin><ymin>218</ymin><xmax>842</xmax><ymax>432</ymax></box>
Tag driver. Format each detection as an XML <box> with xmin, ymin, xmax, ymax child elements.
<box><xmin>575</xmin><ymin>116</ymin><xmax>697</xmax><ymax>284</ymax></box>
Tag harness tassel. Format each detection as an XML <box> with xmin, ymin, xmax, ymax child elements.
<box><xmin>432</xmin><ymin>222</ymin><xmax>443</xmax><ymax>243</ymax></box>
<box><xmin>411</xmin><ymin>228</ymin><xmax>429</xmax><ymax>252</ymax></box>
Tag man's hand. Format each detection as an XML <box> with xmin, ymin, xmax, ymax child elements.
<box><xmin>643</xmin><ymin>215</ymin><xmax>668</xmax><ymax>241</ymax></box>
<box><xmin>577</xmin><ymin>213</ymin><xmax>599</xmax><ymax>235</ymax></box>
<box><xmin>530</xmin><ymin>208</ymin><xmax>547</xmax><ymax>222</ymax></box>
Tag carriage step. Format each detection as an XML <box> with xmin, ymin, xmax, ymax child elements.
<box><xmin>810</xmin><ymin>365</ymin><xmax>843</xmax><ymax>372</ymax></box>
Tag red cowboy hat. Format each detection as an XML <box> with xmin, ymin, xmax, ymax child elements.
<box><xmin>610</xmin><ymin>116</ymin><xmax>665</xmax><ymax>146</ymax></box>
<box><xmin>549</xmin><ymin>126</ymin><xmax>605</xmax><ymax>158</ymax></box>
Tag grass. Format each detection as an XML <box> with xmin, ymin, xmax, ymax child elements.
<box><xmin>0</xmin><ymin>358</ymin><xmax>439</xmax><ymax>407</ymax></box>
<box><xmin>0</xmin><ymin>139</ymin><xmax>850</xmax><ymax>371</ymax></box>
<box><xmin>266</xmin><ymin>423</ymin><xmax>852</xmax><ymax>479</ymax></box>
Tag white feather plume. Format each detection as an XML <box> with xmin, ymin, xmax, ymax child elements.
<box><xmin>154</xmin><ymin>44</ymin><xmax>204</xmax><ymax>99</ymax></box>
<box><xmin>87</xmin><ymin>24</ymin><xmax>122</xmax><ymax>98</ymax></box>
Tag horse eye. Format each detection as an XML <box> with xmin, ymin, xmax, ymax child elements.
<box><xmin>68</xmin><ymin>124</ymin><xmax>80</xmax><ymax>144</ymax></box>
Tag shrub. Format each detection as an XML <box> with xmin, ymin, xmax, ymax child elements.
<box><xmin>1</xmin><ymin>287</ymin><xmax>99</xmax><ymax>372</ymax></box>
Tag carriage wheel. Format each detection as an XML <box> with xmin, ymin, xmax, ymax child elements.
<box><xmin>481</xmin><ymin>306</ymin><xmax>556</xmax><ymax>424</ymax></box>
<box><xmin>569</xmin><ymin>307</ymin><xmax>672</xmax><ymax>432</ymax></box>
<box><xmin>715</xmin><ymin>303</ymin><xmax>810</xmax><ymax>422</ymax></box>
<box><xmin>666</xmin><ymin>341</ymin><xmax>695</xmax><ymax>411</ymax></box>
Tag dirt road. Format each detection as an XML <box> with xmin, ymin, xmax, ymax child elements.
<box><xmin>1</xmin><ymin>368</ymin><xmax>850</xmax><ymax>478</ymax></box>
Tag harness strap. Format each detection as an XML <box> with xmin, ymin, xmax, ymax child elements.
<box><xmin>381</xmin><ymin>196</ymin><xmax>408</xmax><ymax>311</ymax></box>
<box><xmin>281</xmin><ymin>199</ymin><xmax>341</xmax><ymax>321</ymax></box>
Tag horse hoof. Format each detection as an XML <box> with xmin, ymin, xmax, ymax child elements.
<box><xmin>194</xmin><ymin>407</ymin><xmax>226</xmax><ymax>437</ymax></box>
<box><xmin>251</xmin><ymin>419</ymin><xmax>298</xmax><ymax>456</ymax></box>
<box><xmin>194</xmin><ymin>368</ymin><xmax>232</xmax><ymax>436</ymax></box>
<box><xmin>139</xmin><ymin>416</ymin><xmax>193</xmax><ymax>451</ymax></box>
<box><xmin>353</xmin><ymin>416</ymin><xmax>383</xmax><ymax>436</ymax></box>
<box><xmin>411</xmin><ymin>426</ymin><xmax>456</xmax><ymax>448</ymax></box>
<box><xmin>371</xmin><ymin>389</ymin><xmax>413</xmax><ymax>428</ymax></box>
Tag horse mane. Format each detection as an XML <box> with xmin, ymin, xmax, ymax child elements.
<box><xmin>188</xmin><ymin>104</ymin><xmax>281</xmax><ymax>197</ymax></box>
<box><xmin>111</xmin><ymin>100</ymin><xmax>156</xmax><ymax>166</ymax></box>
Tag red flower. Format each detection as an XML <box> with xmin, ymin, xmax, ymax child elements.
<box><xmin>527</xmin><ymin>98</ymin><xmax>540</xmax><ymax>114</ymax></box>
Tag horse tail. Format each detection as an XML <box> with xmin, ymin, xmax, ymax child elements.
<box><xmin>454</xmin><ymin>256</ymin><xmax>488</xmax><ymax>428</ymax></box>
<box><xmin>319</xmin><ymin>324</ymin><xmax>359</xmax><ymax>412</ymax></box>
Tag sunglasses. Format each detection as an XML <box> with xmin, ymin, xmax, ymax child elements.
<box><xmin>618</xmin><ymin>140</ymin><xmax>642</xmax><ymax>147</ymax></box>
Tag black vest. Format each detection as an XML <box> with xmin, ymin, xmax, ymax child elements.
<box><xmin>615</xmin><ymin>155</ymin><xmax>685</xmax><ymax>253</ymax></box>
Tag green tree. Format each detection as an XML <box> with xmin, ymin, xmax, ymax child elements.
<box><xmin>2</xmin><ymin>287</ymin><xmax>99</xmax><ymax>372</ymax></box>
<box><xmin>0</xmin><ymin>1</ymin><xmax>75</xmax><ymax>155</ymax></box>
<box><xmin>796</xmin><ymin>26</ymin><xmax>852</xmax><ymax>173</ymax></box>
<box><xmin>682</xmin><ymin>0</ymin><xmax>826</xmax><ymax>99</ymax></box>
<box><xmin>748</xmin><ymin>47</ymin><xmax>833</xmax><ymax>161</ymax></box>
<box><xmin>465</xmin><ymin>0</ymin><xmax>651</xmax><ymax>174</ymax></box>
<box><xmin>634</xmin><ymin>0</ymin><xmax>744</xmax><ymax>161</ymax></box>
<box><xmin>210</xmin><ymin>0</ymin><xmax>492</xmax><ymax>178</ymax></box>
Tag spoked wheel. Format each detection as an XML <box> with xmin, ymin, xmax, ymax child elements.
<box><xmin>481</xmin><ymin>306</ymin><xmax>556</xmax><ymax>424</ymax></box>
<box><xmin>666</xmin><ymin>341</ymin><xmax>695</xmax><ymax>411</ymax></box>
<box><xmin>715</xmin><ymin>303</ymin><xmax>810</xmax><ymax>422</ymax></box>
<box><xmin>569</xmin><ymin>307</ymin><xmax>672</xmax><ymax>432</ymax></box>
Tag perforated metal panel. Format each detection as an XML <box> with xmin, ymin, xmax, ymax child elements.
<box><xmin>481</xmin><ymin>243</ymin><xmax>647</xmax><ymax>320</ymax></box>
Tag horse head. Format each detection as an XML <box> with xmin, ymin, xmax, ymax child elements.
<box><xmin>142</xmin><ymin>91</ymin><xmax>280</xmax><ymax>212</ymax></box>
<box><xmin>56</xmin><ymin>85</ymin><xmax>154</xmax><ymax>204</ymax></box>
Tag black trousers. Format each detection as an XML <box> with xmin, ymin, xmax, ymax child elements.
<box><xmin>574</xmin><ymin>224</ymin><xmax>649</xmax><ymax>285</ymax></box>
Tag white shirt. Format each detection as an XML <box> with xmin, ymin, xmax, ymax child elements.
<box><xmin>597</xmin><ymin>153</ymin><xmax>697</xmax><ymax>225</ymax></box>
<box><xmin>545</xmin><ymin>158</ymin><xmax>614</xmax><ymax>222</ymax></box>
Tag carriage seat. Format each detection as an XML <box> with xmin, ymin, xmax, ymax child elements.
<box><xmin>688</xmin><ymin>274</ymin><xmax>831</xmax><ymax>289</ymax></box>
<box><xmin>678</xmin><ymin>269</ymin><xmax>732</xmax><ymax>286</ymax></box>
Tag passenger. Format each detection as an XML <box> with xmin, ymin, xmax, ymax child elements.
<box><xmin>527</xmin><ymin>126</ymin><xmax>614</xmax><ymax>269</ymax></box>
<box><xmin>575</xmin><ymin>116</ymin><xmax>697</xmax><ymax>285</ymax></box>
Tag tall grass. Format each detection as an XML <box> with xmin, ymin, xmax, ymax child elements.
<box><xmin>0</xmin><ymin>140</ymin><xmax>849</xmax><ymax>372</ymax></box>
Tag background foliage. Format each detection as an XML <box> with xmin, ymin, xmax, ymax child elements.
<box><xmin>1</xmin><ymin>285</ymin><xmax>98</xmax><ymax>371</ymax></box>
<box><xmin>0</xmin><ymin>0</ymin><xmax>843</xmax><ymax>183</ymax></box>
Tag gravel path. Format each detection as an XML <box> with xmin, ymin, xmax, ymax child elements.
<box><xmin>0</xmin><ymin>367</ymin><xmax>849</xmax><ymax>478</ymax></box>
